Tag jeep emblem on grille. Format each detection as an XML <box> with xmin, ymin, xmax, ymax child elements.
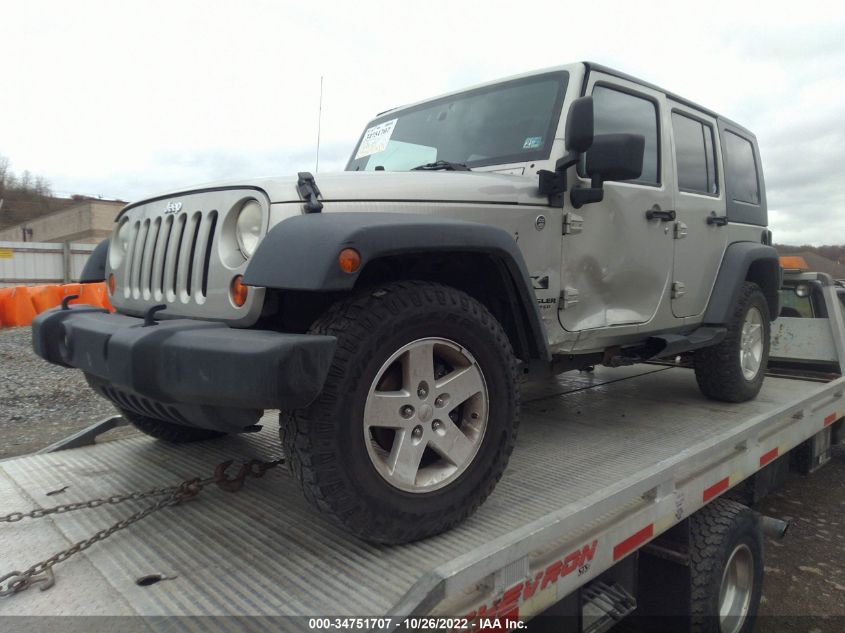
<box><xmin>164</xmin><ymin>201</ymin><xmax>183</xmax><ymax>214</ymax></box>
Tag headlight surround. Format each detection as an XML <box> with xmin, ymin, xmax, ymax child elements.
<box><xmin>235</xmin><ymin>200</ymin><xmax>262</xmax><ymax>259</ymax></box>
<box><xmin>109</xmin><ymin>219</ymin><xmax>132</xmax><ymax>269</ymax></box>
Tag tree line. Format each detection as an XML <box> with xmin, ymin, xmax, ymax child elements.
<box><xmin>0</xmin><ymin>153</ymin><xmax>55</xmax><ymax>230</ymax></box>
<box><xmin>775</xmin><ymin>244</ymin><xmax>845</xmax><ymax>264</ymax></box>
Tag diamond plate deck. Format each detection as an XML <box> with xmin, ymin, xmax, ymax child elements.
<box><xmin>0</xmin><ymin>365</ymin><xmax>822</xmax><ymax>623</ymax></box>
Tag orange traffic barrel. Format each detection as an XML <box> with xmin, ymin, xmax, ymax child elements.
<box><xmin>29</xmin><ymin>285</ymin><xmax>63</xmax><ymax>313</ymax></box>
<box><xmin>3</xmin><ymin>286</ymin><xmax>38</xmax><ymax>327</ymax></box>
<box><xmin>77</xmin><ymin>282</ymin><xmax>109</xmax><ymax>310</ymax></box>
<box><xmin>0</xmin><ymin>287</ymin><xmax>12</xmax><ymax>327</ymax></box>
<box><xmin>60</xmin><ymin>283</ymin><xmax>82</xmax><ymax>299</ymax></box>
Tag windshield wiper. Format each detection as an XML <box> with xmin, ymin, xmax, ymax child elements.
<box><xmin>411</xmin><ymin>160</ymin><xmax>471</xmax><ymax>172</ymax></box>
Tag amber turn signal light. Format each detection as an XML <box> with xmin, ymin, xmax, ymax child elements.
<box><xmin>107</xmin><ymin>273</ymin><xmax>116</xmax><ymax>295</ymax></box>
<box><xmin>230</xmin><ymin>275</ymin><xmax>249</xmax><ymax>307</ymax></box>
<box><xmin>338</xmin><ymin>248</ymin><xmax>361</xmax><ymax>273</ymax></box>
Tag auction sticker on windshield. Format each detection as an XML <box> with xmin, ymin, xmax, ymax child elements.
<box><xmin>355</xmin><ymin>118</ymin><xmax>398</xmax><ymax>159</ymax></box>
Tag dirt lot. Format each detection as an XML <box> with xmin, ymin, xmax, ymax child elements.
<box><xmin>1</xmin><ymin>326</ymin><xmax>843</xmax><ymax>627</ymax></box>
<box><xmin>756</xmin><ymin>443</ymin><xmax>845</xmax><ymax>630</ymax></box>
<box><xmin>0</xmin><ymin>326</ymin><xmax>136</xmax><ymax>458</ymax></box>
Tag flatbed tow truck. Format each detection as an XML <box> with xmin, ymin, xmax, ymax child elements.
<box><xmin>1</xmin><ymin>268</ymin><xmax>843</xmax><ymax>632</ymax></box>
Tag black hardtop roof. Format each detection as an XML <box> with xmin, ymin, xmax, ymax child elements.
<box><xmin>582</xmin><ymin>62</ymin><xmax>757</xmax><ymax>139</ymax></box>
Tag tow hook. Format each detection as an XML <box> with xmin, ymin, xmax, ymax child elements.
<box><xmin>214</xmin><ymin>459</ymin><xmax>277</xmax><ymax>492</ymax></box>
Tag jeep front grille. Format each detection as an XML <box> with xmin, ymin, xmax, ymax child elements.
<box><xmin>123</xmin><ymin>209</ymin><xmax>218</xmax><ymax>304</ymax></box>
<box><xmin>109</xmin><ymin>188</ymin><xmax>267</xmax><ymax>326</ymax></box>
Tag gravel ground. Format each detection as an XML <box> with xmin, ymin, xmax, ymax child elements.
<box><xmin>0</xmin><ymin>326</ymin><xmax>135</xmax><ymax>458</ymax></box>
<box><xmin>1</xmin><ymin>325</ymin><xmax>843</xmax><ymax>626</ymax></box>
<box><xmin>757</xmin><ymin>444</ymin><xmax>845</xmax><ymax>630</ymax></box>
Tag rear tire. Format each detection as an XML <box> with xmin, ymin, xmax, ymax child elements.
<box><xmin>690</xmin><ymin>498</ymin><xmax>763</xmax><ymax>633</ymax></box>
<box><xmin>121</xmin><ymin>409</ymin><xmax>226</xmax><ymax>443</ymax></box>
<box><xmin>281</xmin><ymin>281</ymin><xmax>519</xmax><ymax>544</ymax></box>
<box><xmin>695</xmin><ymin>282</ymin><xmax>770</xmax><ymax>402</ymax></box>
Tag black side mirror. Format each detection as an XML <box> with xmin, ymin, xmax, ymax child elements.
<box><xmin>584</xmin><ymin>133</ymin><xmax>644</xmax><ymax>183</ymax></box>
<box><xmin>565</xmin><ymin>96</ymin><xmax>594</xmax><ymax>153</ymax></box>
<box><xmin>538</xmin><ymin>97</ymin><xmax>595</xmax><ymax>206</ymax></box>
<box><xmin>571</xmin><ymin>133</ymin><xmax>645</xmax><ymax>208</ymax></box>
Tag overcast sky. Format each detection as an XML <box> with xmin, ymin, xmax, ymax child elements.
<box><xmin>2</xmin><ymin>0</ymin><xmax>843</xmax><ymax>245</ymax></box>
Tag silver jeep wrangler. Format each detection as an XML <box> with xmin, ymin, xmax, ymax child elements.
<box><xmin>33</xmin><ymin>62</ymin><xmax>780</xmax><ymax>543</ymax></box>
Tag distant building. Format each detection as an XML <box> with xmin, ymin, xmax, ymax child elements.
<box><xmin>0</xmin><ymin>195</ymin><xmax>77</xmax><ymax>231</ymax></box>
<box><xmin>0</xmin><ymin>198</ymin><xmax>125</xmax><ymax>244</ymax></box>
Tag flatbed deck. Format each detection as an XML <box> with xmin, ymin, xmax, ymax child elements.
<box><xmin>2</xmin><ymin>363</ymin><xmax>841</xmax><ymax>625</ymax></box>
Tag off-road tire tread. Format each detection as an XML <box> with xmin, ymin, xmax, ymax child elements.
<box><xmin>121</xmin><ymin>409</ymin><xmax>226</xmax><ymax>443</ymax></box>
<box><xmin>280</xmin><ymin>280</ymin><xmax>520</xmax><ymax>544</ymax></box>
<box><xmin>689</xmin><ymin>498</ymin><xmax>762</xmax><ymax>633</ymax></box>
<box><xmin>694</xmin><ymin>282</ymin><xmax>770</xmax><ymax>403</ymax></box>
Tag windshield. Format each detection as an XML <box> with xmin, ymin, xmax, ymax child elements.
<box><xmin>346</xmin><ymin>71</ymin><xmax>568</xmax><ymax>172</ymax></box>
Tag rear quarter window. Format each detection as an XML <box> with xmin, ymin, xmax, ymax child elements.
<box><xmin>724</xmin><ymin>131</ymin><xmax>760</xmax><ymax>204</ymax></box>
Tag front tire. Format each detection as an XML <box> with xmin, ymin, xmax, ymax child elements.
<box><xmin>694</xmin><ymin>282</ymin><xmax>770</xmax><ymax>402</ymax></box>
<box><xmin>281</xmin><ymin>281</ymin><xmax>519</xmax><ymax>544</ymax></box>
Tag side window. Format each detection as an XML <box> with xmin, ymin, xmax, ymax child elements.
<box><xmin>780</xmin><ymin>289</ymin><xmax>814</xmax><ymax>318</ymax></box>
<box><xmin>672</xmin><ymin>112</ymin><xmax>718</xmax><ymax>195</ymax></box>
<box><xmin>591</xmin><ymin>85</ymin><xmax>660</xmax><ymax>185</ymax></box>
<box><xmin>724</xmin><ymin>131</ymin><xmax>760</xmax><ymax>204</ymax></box>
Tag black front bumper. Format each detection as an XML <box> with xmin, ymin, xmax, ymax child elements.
<box><xmin>32</xmin><ymin>306</ymin><xmax>336</xmax><ymax>431</ymax></box>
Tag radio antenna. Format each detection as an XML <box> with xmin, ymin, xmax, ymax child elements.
<box><xmin>315</xmin><ymin>76</ymin><xmax>323</xmax><ymax>173</ymax></box>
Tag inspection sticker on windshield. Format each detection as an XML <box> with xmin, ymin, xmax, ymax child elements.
<box><xmin>355</xmin><ymin>119</ymin><xmax>398</xmax><ymax>159</ymax></box>
<box><xmin>523</xmin><ymin>136</ymin><xmax>543</xmax><ymax>149</ymax></box>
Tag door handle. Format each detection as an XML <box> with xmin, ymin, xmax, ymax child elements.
<box><xmin>707</xmin><ymin>214</ymin><xmax>729</xmax><ymax>227</ymax></box>
<box><xmin>645</xmin><ymin>209</ymin><xmax>676</xmax><ymax>222</ymax></box>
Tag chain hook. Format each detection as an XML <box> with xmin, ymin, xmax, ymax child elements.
<box><xmin>214</xmin><ymin>460</ymin><xmax>247</xmax><ymax>492</ymax></box>
<box><xmin>0</xmin><ymin>572</ymin><xmax>25</xmax><ymax>597</ymax></box>
<box><xmin>0</xmin><ymin>569</ymin><xmax>53</xmax><ymax>596</ymax></box>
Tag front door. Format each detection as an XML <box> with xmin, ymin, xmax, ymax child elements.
<box><xmin>558</xmin><ymin>73</ymin><xmax>675</xmax><ymax>333</ymax></box>
<box><xmin>668</xmin><ymin>101</ymin><xmax>728</xmax><ymax>317</ymax></box>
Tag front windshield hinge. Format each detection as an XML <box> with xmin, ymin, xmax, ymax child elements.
<box><xmin>538</xmin><ymin>151</ymin><xmax>580</xmax><ymax>208</ymax></box>
<box><xmin>538</xmin><ymin>170</ymin><xmax>566</xmax><ymax>207</ymax></box>
<box><xmin>297</xmin><ymin>172</ymin><xmax>323</xmax><ymax>213</ymax></box>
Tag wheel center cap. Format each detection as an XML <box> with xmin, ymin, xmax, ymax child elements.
<box><xmin>418</xmin><ymin>404</ymin><xmax>434</xmax><ymax>423</ymax></box>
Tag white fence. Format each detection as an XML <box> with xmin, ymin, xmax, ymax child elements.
<box><xmin>0</xmin><ymin>241</ymin><xmax>97</xmax><ymax>287</ymax></box>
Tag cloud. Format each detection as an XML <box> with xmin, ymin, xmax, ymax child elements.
<box><xmin>1</xmin><ymin>0</ymin><xmax>844</xmax><ymax>244</ymax></box>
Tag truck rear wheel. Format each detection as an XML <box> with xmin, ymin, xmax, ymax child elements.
<box><xmin>690</xmin><ymin>498</ymin><xmax>763</xmax><ymax>633</ymax></box>
<box><xmin>694</xmin><ymin>282</ymin><xmax>770</xmax><ymax>402</ymax></box>
<box><xmin>121</xmin><ymin>409</ymin><xmax>227</xmax><ymax>443</ymax></box>
<box><xmin>280</xmin><ymin>281</ymin><xmax>519</xmax><ymax>544</ymax></box>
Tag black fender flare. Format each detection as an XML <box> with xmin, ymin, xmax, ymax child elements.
<box><xmin>80</xmin><ymin>238</ymin><xmax>110</xmax><ymax>283</ymax></box>
<box><xmin>703</xmin><ymin>242</ymin><xmax>781</xmax><ymax>324</ymax></box>
<box><xmin>243</xmin><ymin>212</ymin><xmax>551</xmax><ymax>360</ymax></box>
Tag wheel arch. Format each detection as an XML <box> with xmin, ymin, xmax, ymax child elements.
<box><xmin>80</xmin><ymin>238</ymin><xmax>110</xmax><ymax>283</ymax></box>
<box><xmin>703</xmin><ymin>242</ymin><xmax>781</xmax><ymax>325</ymax></box>
<box><xmin>244</xmin><ymin>213</ymin><xmax>551</xmax><ymax>362</ymax></box>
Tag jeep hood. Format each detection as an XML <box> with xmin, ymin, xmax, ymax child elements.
<box><xmin>122</xmin><ymin>171</ymin><xmax>549</xmax><ymax>214</ymax></box>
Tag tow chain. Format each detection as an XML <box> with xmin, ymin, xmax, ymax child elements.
<box><xmin>0</xmin><ymin>456</ymin><xmax>284</xmax><ymax>597</ymax></box>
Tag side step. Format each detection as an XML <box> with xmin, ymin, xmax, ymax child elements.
<box><xmin>606</xmin><ymin>326</ymin><xmax>727</xmax><ymax>367</ymax></box>
<box><xmin>581</xmin><ymin>580</ymin><xmax>637</xmax><ymax>633</ymax></box>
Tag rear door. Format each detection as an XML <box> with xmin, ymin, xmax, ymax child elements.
<box><xmin>668</xmin><ymin>102</ymin><xmax>728</xmax><ymax>317</ymax></box>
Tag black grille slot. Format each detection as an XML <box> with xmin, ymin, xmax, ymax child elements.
<box><xmin>169</xmin><ymin>213</ymin><xmax>187</xmax><ymax>298</ymax></box>
<box><xmin>185</xmin><ymin>212</ymin><xmax>202</xmax><ymax>297</ymax></box>
<box><xmin>201</xmin><ymin>211</ymin><xmax>218</xmax><ymax>297</ymax></box>
<box><xmin>156</xmin><ymin>214</ymin><xmax>174</xmax><ymax>299</ymax></box>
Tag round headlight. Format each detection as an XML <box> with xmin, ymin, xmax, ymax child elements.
<box><xmin>236</xmin><ymin>200</ymin><xmax>262</xmax><ymax>258</ymax></box>
<box><xmin>109</xmin><ymin>220</ymin><xmax>132</xmax><ymax>269</ymax></box>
